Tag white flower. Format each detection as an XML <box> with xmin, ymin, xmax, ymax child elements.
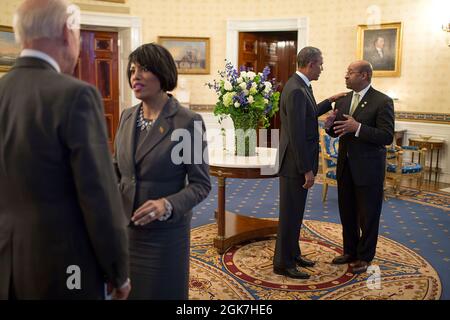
<box><xmin>247</xmin><ymin>71</ymin><xmax>256</xmax><ymax>79</ymax></box>
<box><xmin>234</xmin><ymin>102</ymin><xmax>240</xmax><ymax>108</ymax></box>
<box><xmin>264</xmin><ymin>81</ymin><xmax>272</xmax><ymax>93</ymax></box>
<box><xmin>251</xmin><ymin>82</ymin><xmax>257</xmax><ymax>88</ymax></box>
<box><xmin>240</xmin><ymin>71</ymin><xmax>247</xmax><ymax>78</ymax></box>
<box><xmin>243</xmin><ymin>89</ymin><xmax>249</xmax><ymax>96</ymax></box>
<box><xmin>224</xmin><ymin>80</ymin><xmax>233</xmax><ymax>91</ymax></box>
<box><xmin>264</xmin><ymin>81</ymin><xmax>272</xmax><ymax>90</ymax></box>
<box><xmin>237</xmin><ymin>77</ymin><xmax>243</xmax><ymax>84</ymax></box>
<box><xmin>248</xmin><ymin>96</ymin><xmax>254</xmax><ymax>104</ymax></box>
<box><xmin>239</xmin><ymin>82</ymin><xmax>247</xmax><ymax>90</ymax></box>
<box><xmin>249</xmin><ymin>87</ymin><xmax>257</xmax><ymax>95</ymax></box>
<box><xmin>223</xmin><ymin>92</ymin><xmax>235</xmax><ymax>107</ymax></box>
<box><xmin>264</xmin><ymin>98</ymin><xmax>269</xmax><ymax>104</ymax></box>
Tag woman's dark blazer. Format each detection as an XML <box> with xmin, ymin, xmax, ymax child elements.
<box><xmin>113</xmin><ymin>97</ymin><xmax>211</xmax><ymax>228</ymax></box>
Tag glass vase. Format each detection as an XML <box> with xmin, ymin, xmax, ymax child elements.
<box><xmin>231</xmin><ymin>113</ymin><xmax>258</xmax><ymax>157</ymax></box>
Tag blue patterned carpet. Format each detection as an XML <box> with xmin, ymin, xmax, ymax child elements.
<box><xmin>192</xmin><ymin>177</ymin><xmax>450</xmax><ymax>300</ymax></box>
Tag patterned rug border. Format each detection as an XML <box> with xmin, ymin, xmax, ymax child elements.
<box><xmin>190</xmin><ymin>220</ymin><xmax>443</xmax><ymax>300</ymax></box>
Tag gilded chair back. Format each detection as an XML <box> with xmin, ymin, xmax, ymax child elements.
<box><xmin>319</xmin><ymin>128</ymin><xmax>339</xmax><ymax>202</ymax></box>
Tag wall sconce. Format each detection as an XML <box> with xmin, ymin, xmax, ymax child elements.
<box><xmin>443</xmin><ymin>23</ymin><xmax>450</xmax><ymax>47</ymax></box>
<box><xmin>443</xmin><ymin>23</ymin><xmax>450</xmax><ymax>32</ymax></box>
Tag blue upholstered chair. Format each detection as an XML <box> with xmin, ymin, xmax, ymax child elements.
<box><xmin>385</xmin><ymin>145</ymin><xmax>427</xmax><ymax>196</ymax></box>
<box><xmin>319</xmin><ymin>129</ymin><xmax>339</xmax><ymax>202</ymax></box>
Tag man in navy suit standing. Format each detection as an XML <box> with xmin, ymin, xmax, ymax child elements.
<box><xmin>273</xmin><ymin>47</ymin><xmax>344</xmax><ymax>279</ymax></box>
<box><xmin>326</xmin><ymin>60</ymin><xmax>394</xmax><ymax>274</ymax></box>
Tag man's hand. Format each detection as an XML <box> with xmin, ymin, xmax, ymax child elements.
<box><xmin>333</xmin><ymin>115</ymin><xmax>360</xmax><ymax>137</ymax></box>
<box><xmin>111</xmin><ymin>278</ymin><xmax>131</xmax><ymax>300</ymax></box>
<box><xmin>303</xmin><ymin>171</ymin><xmax>315</xmax><ymax>189</ymax></box>
<box><xmin>324</xmin><ymin>109</ymin><xmax>338</xmax><ymax>129</ymax></box>
<box><xmin>327</xmin><ymin>92</ymin><xmax>347</xmax><ymax>103</ymax></box>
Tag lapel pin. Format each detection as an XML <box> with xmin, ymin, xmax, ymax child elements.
<box><xmin>159</xmin><ymin>126</ymin><xmax>164</xmax><ymax>134</ymax></box>
<box><xmin>361</xmin><ymin>101</ymin><xmax>367</xmax><ymax>108</ymax></box>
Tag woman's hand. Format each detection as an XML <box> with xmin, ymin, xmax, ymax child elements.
<box><xmin>132</xmin><ymin>199</ymin><xmax>166</xmax><ymax>226</ymax></box>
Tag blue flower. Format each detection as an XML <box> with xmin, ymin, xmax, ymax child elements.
<box><xmin>262</xmin><ymin>66</ymin><xmax>271</xmax><ymax>81</ymax></box>
<box><xmin>206</xmin><ymin>61</ymin><xmax>280</xmax><ymax>128</ymax></box>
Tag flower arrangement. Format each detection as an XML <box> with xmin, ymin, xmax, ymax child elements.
<box><xmin>207</xmin><ymin>61</ymin><xmax>280</xmax><ymax>156</ymax></box>
<box><xmin>207</xmin><ymin>61</ymin><xmax>280</xmax><ymax>128</ymax></box>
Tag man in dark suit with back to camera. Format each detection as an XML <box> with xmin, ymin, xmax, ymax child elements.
<box><xmin>0</xmin><ymin>0</ymin><xmax>130</xmax><ymax>299</ymax></box>
<box><xmin>273</xmin><ymin>46</ymin><xmax>345</xmax><ymax>279</ymax></box>
<box><xmin>325</xmin><ymin>60</ymin><xmax>394</xmax><ymax>274</ymax></box>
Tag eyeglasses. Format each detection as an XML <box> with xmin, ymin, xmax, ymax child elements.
<box><xmin>345</xmin><ymin>70</ymin><xmax>362</xmax><ymax>76</ymax></box>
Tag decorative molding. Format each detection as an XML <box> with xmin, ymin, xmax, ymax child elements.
<box><xmin>190</xmin><ymin>104</ymin><xmax>215</xmax><ymax>112</ymax></box>
<box><xmin>395</xmin><ymin>112</ymin><xmax>450</xmax><ymax>124</ymax></box>
<box><xmin>80</xmin><ymin>12</ymin><xmax>140</xmax><ymax>29</ymax></box>
<box><xmin>75</xmin><ymin>3</ymin><xmax>130</xmax><ymax>14</ymax></box>
<box><xmin>317</xmin><ymin>112</ymin><xmax>450</xmax><ymax>124</ymax></box>
<box><xmin>226</xmin><ymin>17</ymin><xmax>309</xmax><ymax>67</ymax></box>
<box><xmin>195</xmin><ymin>107</ymin><xmax>450</xmax><ymax>124</ymax></box>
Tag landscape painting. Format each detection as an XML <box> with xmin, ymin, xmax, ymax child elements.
<box><xmin>0</xmin><ymin>26</ymin><xmax>20</xmax><ymax>72</ymax></box>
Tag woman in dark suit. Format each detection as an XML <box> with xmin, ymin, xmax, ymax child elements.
<box><xmin>113</xmin><ymin>43</ymin><xmax>211</xmax><ymax>300</ymax></box>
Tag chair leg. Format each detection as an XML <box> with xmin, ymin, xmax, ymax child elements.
<box><xmin>322</xmin><ymin>183</ymin><xmax>328</xmax><ymax>202</ymax></box>
<box><xmin>394</xmin><ymin>178</ymin><xmax>400</xmax><ymax>197</ymax></box>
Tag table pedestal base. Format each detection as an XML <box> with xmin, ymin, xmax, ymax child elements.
<box><xmin>213</xmin><ymin>210</ymin><xmax>278</xmax><ymax>254</ymax></box>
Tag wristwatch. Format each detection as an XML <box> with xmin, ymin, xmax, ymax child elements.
<box><xmin>158</xmin><ymin>198</ymin><xmax>173</xmax><ymax>221</ymax></box>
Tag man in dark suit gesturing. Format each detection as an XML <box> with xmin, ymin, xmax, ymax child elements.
<box><xmin>0</xmin><ymin>0</ymin><xmax>130</xmax><ymax>299</ymax></box>
<box><xmin>325</xmin><ymin>60</ymin><xmax>394</xmax><ymax>274</ymax></box>
<box><xmin>273</xmin><ymin>47</ymin><xmax>344</xmax><ymax>279</ymax></box>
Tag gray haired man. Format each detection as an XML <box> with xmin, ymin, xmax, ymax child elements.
<box><xmin>0</xmin><ymin>0</ymin><xmax>130</xmax><ymax>299</ymax></box>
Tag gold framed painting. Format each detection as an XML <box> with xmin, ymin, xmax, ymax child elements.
<box><xmin>357</xmin><ymin>22</ymin><xmax>403</xmax><ymax>77</ymax></box>
<box><xmin>158</xmin><ymin>36</ymin><xmax>210</xmax><ymax>75</ymax></box>
<box><xmin>0</xmin><ymin>26</ymin><xmax>21</xmax><ymax>72</ymax></box>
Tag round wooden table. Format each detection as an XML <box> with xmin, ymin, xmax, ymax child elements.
<box><xmin>209</xmin><ymin>147</ymin><xmax>279</xmax><ymax>254</ymax></box>
<box><xmin>408</xmin><ymin>137</ymin><xmax>445</xmax><ymax>183</ymax></box>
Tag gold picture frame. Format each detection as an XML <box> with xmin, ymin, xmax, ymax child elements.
<box><xmin>158</xmin><ymin>36</ymin><xmax>210</xmax><ymax>75</ymax></box>
<box><xmin>0</xmin><ymin>25</ymin><xmax>21</xmax><ymax>72</ymax></box>
<box><xmin>357</xmin><ymin>22</ymin><xmax>403</xmax><ymax>77</ymax></box>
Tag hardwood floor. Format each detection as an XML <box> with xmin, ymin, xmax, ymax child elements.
<box><xmin>386</xmin><ymin>177</ymin><xmax>450</xmax><ymax>193</ymax></box>
<box><xmin>401</xmin><ymin>179</ymin><xmax>450</xmax><ymax>191</ymax></box>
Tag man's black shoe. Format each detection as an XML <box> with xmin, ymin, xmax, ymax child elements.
<box><xmin>331</xmin><ymin>254</ymin><xmax>356</xmax><ymax>265</ymax></box>
<box><xmin>350</xmin><ymin>260</ymin><xmax>369</xmax><ymax>274</ymax></box>
<box><xmin>296</xmin><ymin>256</ymin><xmax>315</xmax><ymax>267</ymax></box>
<box><xmin>273</xmin><ymin>267</ymin><xmax>310</xmax><ymax>279</ymax></box>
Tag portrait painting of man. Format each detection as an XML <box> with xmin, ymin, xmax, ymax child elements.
<box><xmin>357</xmin><ymin>22</ymin><xmax>402</xmax><ymax>77</ymax></box>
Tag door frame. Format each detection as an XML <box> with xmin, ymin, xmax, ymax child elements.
<box><xmin>226</xmin><ymin>17</ymin><xmax>308</xmax><ymax>67</ymax></box>
<box><xmin>81</xmin><ymin>12</ymin><xmax>142</xmax><ymax>114</ymax></box>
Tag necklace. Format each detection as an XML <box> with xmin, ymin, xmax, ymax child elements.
<box><xmin>137</xmin><ymin>106</ymin><xmax>154</xmax><ymax>131</ymax></box>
